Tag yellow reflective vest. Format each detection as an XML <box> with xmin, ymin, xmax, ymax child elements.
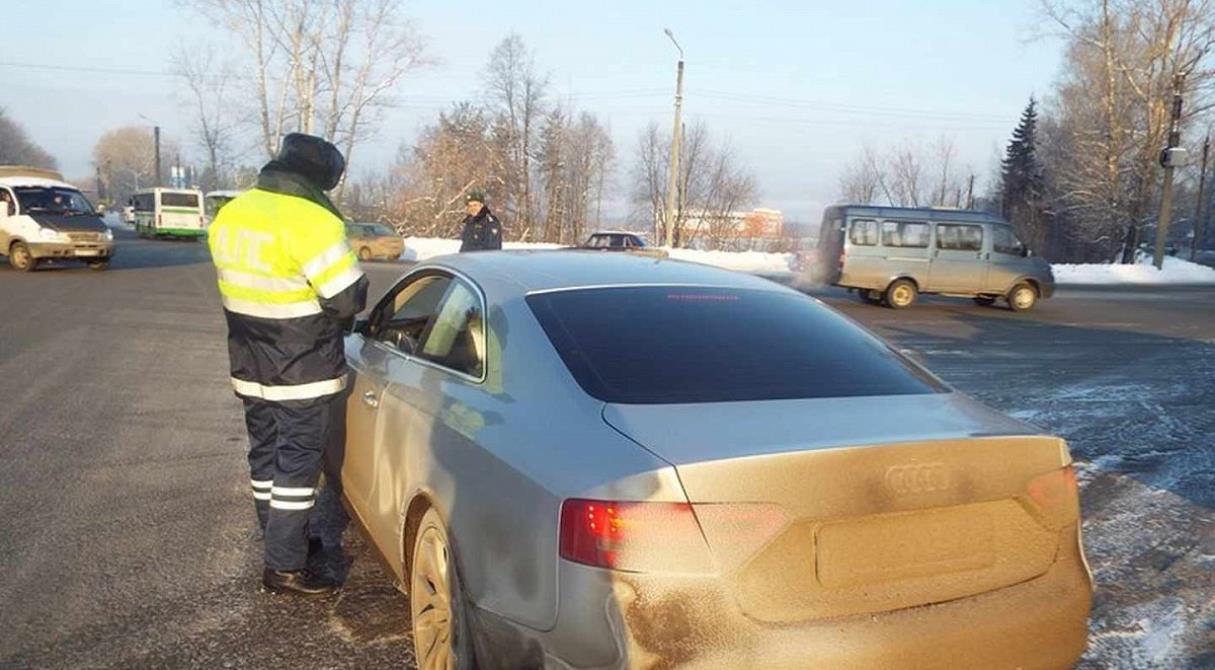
<box><xmin>208</xmin><ymin>187</ymin><xmax>367</xmax><ymax>402</ymax></box>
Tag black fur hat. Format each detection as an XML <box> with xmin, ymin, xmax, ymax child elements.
<box><xmin>275</xmin><ymin>133</ymin><xmax>346</xmax><ymax>191</ymax></box>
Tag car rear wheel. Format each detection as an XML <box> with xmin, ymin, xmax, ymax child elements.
<box><xmin>358</xmin><ymin>247</ymin><xmax>372</xmax><ymax>262</ymax></box>
<box><xmin>88</xmin><ymin>260</ymin><xmax>110</xmax><ymax>271</ymax></box>
<box><xmin>884</xmin><ymin>279</ymin><xmax>917</xmax><ymax>309</ymax></box>
<box><xmin>410</xmin><ymin>508</ymin><xmax>476</xmax><ymax>670</ymax></box>
<box><xmin>9</xmin><ymin>242</ymin><xmax>36</xmax><ymax>272</ymax></box>
<box><xmin>1007</xmin><ymin>283</ymin><xmax>1038</xmax><ymax>312</ymax></box>
<box><xmin>973</xmin><ymin>296</ymin><xmax>996</xmax><ymax>307</ymax></box>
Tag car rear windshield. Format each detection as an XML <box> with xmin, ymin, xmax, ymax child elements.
<box><xmin>526</xmin><ymin>287</ymin><xmax>946</xmax><ymax>404</ymax></box>
<box><xmin>161</xmin><ymin>192</ymin><xmax>200</xmax><ymax>208</ymax></box>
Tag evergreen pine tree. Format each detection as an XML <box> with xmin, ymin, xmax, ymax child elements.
<box><xmin>1000</xmin><ymin>98</ymin><xmax>1048</xmax><ymax>253</ymax></box>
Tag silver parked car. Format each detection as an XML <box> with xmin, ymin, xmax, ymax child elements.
<box><xmin>815</xmin><ymin>205</ymin><xmax>1056</xmax><ymax>310</ymax></box>
<box><xmin>342</xmin><ymin>251</ymin><xmax>1091</xmax><ymax>669</ymax></box>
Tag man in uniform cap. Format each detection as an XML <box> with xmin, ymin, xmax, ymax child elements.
<box><xmin>458</xmin><ymin>190</ymin><xmax>503</xmax><ymax>252</ymax></box>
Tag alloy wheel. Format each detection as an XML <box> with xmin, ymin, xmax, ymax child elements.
<box><xmin>411</xmin><ymin>527</ymin><xmax>456</xmax><ymax>670</ymax></box>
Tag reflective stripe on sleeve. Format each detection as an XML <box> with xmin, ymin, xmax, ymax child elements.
<box><xmin>270</xmin><ymin>499</ymin><xmax>315</xmax><ymax>511</ymax></box>
<box><xmin>230</xmin><ymin>375</ymin><xmax>347</xmax><ymax>401</ymax></box>
<box><xmin>315</xmin><ymin>266</ymin><xmax>365</xmax><ymax>299</ymax></box>
<box><xmin>221</xmin><ymin>296</ymin><xmax>323</xmax><ymax>319</ymax></box>
<box><xmin>301</xmin><ymin>241</ymin><xmax>353</xmax><ymax>280</ymax></box>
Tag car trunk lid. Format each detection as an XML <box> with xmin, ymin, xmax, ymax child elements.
<box><xmin>602</xmin><ymin>394</ymin><xmax>1077</xmax><ymax>622</ymax></box>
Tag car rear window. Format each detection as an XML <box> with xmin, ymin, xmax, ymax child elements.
<box><xmin>526</xmin><ymin>287</ymin><xmax>945</xmax><ymax>404</ymax></box>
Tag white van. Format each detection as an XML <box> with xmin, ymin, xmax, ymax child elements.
<box><xmin>130</xmin><ymin>188</ymin><xmax>206</xmax><ymax>240</ymax></box>
<box><xmin>0</xmin><ymin>166</ymin><xmax>115</xmax><ymax>271</ymax></box>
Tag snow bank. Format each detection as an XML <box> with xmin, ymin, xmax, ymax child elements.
<box><xmin>666</xmin><ymin>248</ymin><xmax>795</xmax><ymax>276</ymax></box>
<box><xmin>399</xmin><ymin>236</ymin><xmax>795</xmax><ymax>275</ymax></box>
<box><xmin>1052</xmin><ymin>257</ymin><xmax>1215</xmax><ymax>285</ymax></box>
<box><xmin>400</xmin><ymin>237</ymin><xmax>562</xmax><ymax>261</ymax></box>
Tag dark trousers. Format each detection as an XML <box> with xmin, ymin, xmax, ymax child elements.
<box><xmin>243</xmin><ymin>392</ymin><xmax>349</xmax><ymax>571</ymax></box>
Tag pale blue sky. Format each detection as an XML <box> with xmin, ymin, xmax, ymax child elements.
<box><xmin>2</xmin><ymin>0</ymin><xmax>1062</xmax><ymax>222</ymax></box>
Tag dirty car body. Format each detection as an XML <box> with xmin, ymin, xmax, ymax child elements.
<box><xmin>340</xmin><ymin>250</ymin><xmax>1092</xmax><ymax>669</ymax></box>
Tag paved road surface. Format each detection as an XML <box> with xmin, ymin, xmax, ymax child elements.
<box><xmin>1</xmin><ymin>233</ymin><xmax>1211</xmax><ymax>668</ymax></box>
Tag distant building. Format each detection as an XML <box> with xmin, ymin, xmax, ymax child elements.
<box><xmin>680</xmin><ymin>207</ymin><xmax>785</xmax><ymax>240</ymax></box>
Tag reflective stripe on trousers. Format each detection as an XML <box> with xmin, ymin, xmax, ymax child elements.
<box><xmin>231</xmin><ymin>375</ymin><xmax>347</xmax><ymax>402</ymax></box>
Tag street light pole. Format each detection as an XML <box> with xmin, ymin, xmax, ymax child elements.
<box><xmin>1192</xmin><ymin>132</ymin><xmax>1210</xmax><ymax>261</ymax></box>
<box><xmin>1154</xmin><ymin>72</ymin><xmax>1186</xmax><ymax>270</ymax></box>
<box><xmin>138</xmin><ymin>113</ymin><xmax>162</xmax><ymax>189</ymax></box>
<box><xmin>663</xmin><ymin>28</ymin><xmax>685</xmax><ymax>249</ymax></box>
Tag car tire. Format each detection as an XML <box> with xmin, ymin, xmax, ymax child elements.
<box><xmin>883</xmin><ymin>279</ymin><xmax>917</xmax><ymax>309</ymax></box>
<box><xmin>9</xmin><ymin>242</ymin><xmax>37</xmax><ymax>272</ymax></box>
<box><xmin>973</xmin><ymin>296</ymin><xmax>996</xmax><ymax>307</ymax></box>
<box><xmin>410</xmin><ymin>507</ymin><xmax>477</xmax><ymax>670</ymax></box>
<box><xmin>88</xmin><ymin>260</ymin><xmax>110</xmax><ymax>271</ymax></box>
<box><xmin>1007</xmin><ymin>283</ymin><xmax>1038</xmax><ymax>312</ymax></box>
<box><xmin>358</xmin><ymin>247</ymin><xmax>372</xmax><ymax>262</ymax></box>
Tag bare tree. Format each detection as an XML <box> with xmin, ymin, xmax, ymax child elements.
<box><xmin>483</xmin><ymin>34</ymin><xmax>549</xmax><ymax>231</ymax></box>
<box><xmin>1039</xmin><ymin>0</ymin><xmax>1215</xmax><ymax>261</ymax></box>
<box><xmin>838</xmin><ymin>144</ymin><xmax>886</xmax><ymax>205</ymax></box>
<box><xmin>0</xmin><ymin>108</ymin><xmax>57</xmax><ymax>169</ymax></box>
<box><xmin>93</xmin><ymin>127</ymin><xmax>181</xmax><ymax>205</ymax></box>
<box><xmin>186</xmin><ymin>0</ymin><xmax>429</xmax><ymax>197</ymax></box>
<box><xmin>172</xmin><ymin>45</ymin><xmax>240</xmax><ymax>192</ymax></box>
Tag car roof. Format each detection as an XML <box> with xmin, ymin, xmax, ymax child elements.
<box><xmin>824</xmin><ymin>204</ymin><xmax>1007</xmax><ymax>224</ymax></box>
<box><xmin>0</xmin><ymin>176</ymin><xmax>78</xmax><ymax>190</ymax></box>
<box><xmin>589</xmin><ymin>230</ymin><xmax>643</xmax><ymax>237</ymax></box>
<box><xmin>422</xmin><ymin>249</ymin><xmax>793</xmax><ymax>295</ymax></box>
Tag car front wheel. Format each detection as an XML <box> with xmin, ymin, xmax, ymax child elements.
<box><xmin>410</xmin><ymin>507</ymin><xmax>477</xmax><ymax>670</ymax></box>
<box><xmin>9</xmin><ymin>242</ymin><xmax>37</xmax><ymax>272</ymax></box>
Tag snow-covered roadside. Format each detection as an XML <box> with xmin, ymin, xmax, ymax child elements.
<box><xmin>1053</xmin><ymin>256</ymin><xmax>1215</xmax><ymax>285</ymax></box>
<box><xmin>398</xmin><ymin>236</ymin><xmax>796</xmax><ymax>275</ymax></box>
<box><xmin>397</xmin><ymin>236</ymin><xmax>1215</xmax><ymax>285</ymax></box>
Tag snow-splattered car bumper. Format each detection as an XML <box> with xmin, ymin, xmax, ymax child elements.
<box><xmin>474</xmin><ymin>522</ymin><xmax>1091</xmax><ymax>670</ymax></box>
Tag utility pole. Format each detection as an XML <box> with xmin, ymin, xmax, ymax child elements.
<box><xmin>663</xmin><ymin>28</ymin><xmax>685</xmax><ymax>249</ymax></box>
<box><xmin>1192</xmin><ymin>132</ymin><xmax>1210</xmax><ymax>261</ymax></box>
<box><xmin>153</xmin><ymin>125</ymin><xmax>163</xmax><ymax>188</ymax></box>
<box><xmin>966</xmin><ymin>174</ymin><xmax>976</xmax><ymax>209</ymax></box>
<box><xmin>1154</xmin><ymin>72</ymin><xmax>1187</xmax><ymax>270</ymax></box>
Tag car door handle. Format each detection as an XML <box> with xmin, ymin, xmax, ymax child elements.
<box><xmin>362</xmin><ymin>391</ymin><xmax>379</xmax><ymax>408</ymax></box>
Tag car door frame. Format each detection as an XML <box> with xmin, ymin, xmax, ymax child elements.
<box><xmin>342</xmin><ymin>265</ymin><xmax>490</xmax><ymax>573</ymax></box>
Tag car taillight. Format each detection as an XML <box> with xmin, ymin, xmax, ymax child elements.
<box><xmin>559</xmin><ymin>499</ymin><xmax>714</xmax><ymax>574</ymax></box>
<box><xmin>1026</xmin><ymin>465</ymin><xmax>1079</xmax><ymax>522</ymax></box>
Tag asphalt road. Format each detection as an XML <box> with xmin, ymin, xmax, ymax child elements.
<box><xmin>1</xmin><ymin>232</ymin><xmax>1212</xmax><ymax>669</ymax></box>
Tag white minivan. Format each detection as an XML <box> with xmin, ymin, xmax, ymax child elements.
<box><xmin>0</xmin><ymin>166</ymin><xmax>115</xmax><ymax>271</ymax></box>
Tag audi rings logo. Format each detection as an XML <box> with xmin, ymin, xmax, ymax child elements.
<box><xmin>885</xmin><ymin>463</ymin><xmax>951</xmax><ymax>495</ymax></box>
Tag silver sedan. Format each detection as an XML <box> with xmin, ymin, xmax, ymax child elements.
<box><xmin>341</xmin><ymin>250</ymin><xmax>1092</xmax><ymax>669</ymax></box>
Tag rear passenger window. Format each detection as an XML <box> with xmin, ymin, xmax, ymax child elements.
<box><xmin>936</xmin><ymin>224</ymin><xmax>983</xmax><ymax>251</ymax></box>
<box><xmin>849</xmin><ymin>219</ymin><xmax>878</xmax><ymax>246</ymax></box>
<box><xmin>881</xmin><ymin>221</ymin><xmax>930</xmax><ymax>248</ymax></box>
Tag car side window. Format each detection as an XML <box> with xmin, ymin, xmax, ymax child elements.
<box><xmin>418</xmin><ymin>280</ymin><xmax>485</xmax><ymax>379</ymax></box>
<box><xmin>993</xmin><ymin>227</ymin><xmax>1025</xmax><ymax>256</ymax></box>
<box><xmin>849</xmin><ymin>219</ymin><xmax>878</xmax><ymax>246</ymax></box>
<box><xmin>371</xmin><ymin>274</ymin><xmax>453</xmax><ymax>354</ymax></box>
<box><xmin>936</xmin><ymin>224</ymin><xmax>983</xmax><ymax>251</ymax></box>
<box><xmin>881</xmin><ymin>221</ymin><xmax>930</xmax><ymax>248</ymax></box>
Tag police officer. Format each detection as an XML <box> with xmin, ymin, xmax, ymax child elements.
<box><xmin>208</xmin><ymin>133</ymin><xmax>368</xmax><ymax>596</ymax></box>
<box><xmin>459</xmin><ymin>190</ymin><xmax>502</xmax><ymax>252</ymax></box>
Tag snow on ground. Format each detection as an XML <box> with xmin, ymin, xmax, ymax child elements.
<box><xmin>399</xmin><ymin>236</ymin><xmax>796</xmax><ymax>275</ymax></box>
<box><xmin>399</xmin><ymin>237</ymin><xmax>562</xmax><ymax>261</ymax></box>
<box><xmin>1053</xmin><ymin>256</ymin><xmax>1215</xmax><ymax>285</ymax></box>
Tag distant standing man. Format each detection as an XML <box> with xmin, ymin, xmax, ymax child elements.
<box><xmin>208</xmin><ymin>133</ymin><xmax>368</xmax><ymax>596</ymax></box>
<box><xmin>459</xmin><ymin>190</ymin><xmax>502</xmax><ymax>252</ymax></box>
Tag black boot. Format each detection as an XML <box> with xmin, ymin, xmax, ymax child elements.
<box><xmin>262</xmin><ymin>567</ymin><xmax>339</xmax><ymax>596</ymax></box>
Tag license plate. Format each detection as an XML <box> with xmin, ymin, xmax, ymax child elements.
<box><xmin>75</xmin><ymin>249</ymin><xmax>100</xmax><ymax>257</ymax></box>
